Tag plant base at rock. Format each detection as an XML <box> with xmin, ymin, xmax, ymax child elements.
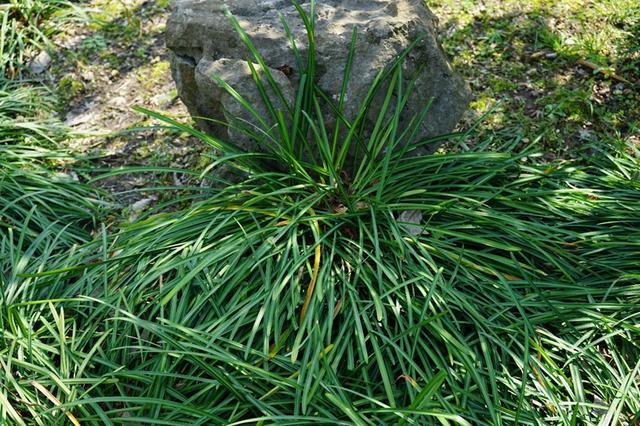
<box><xmin>166</xmin><ymin>0</ymin><xmax>471</xmax><ymax>162</ymax></box>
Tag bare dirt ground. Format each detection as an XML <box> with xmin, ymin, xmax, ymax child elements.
<box><xmin>48</xmin><ymin>0</ymin><xmax>205</xmax><ymax>206</ymax></box>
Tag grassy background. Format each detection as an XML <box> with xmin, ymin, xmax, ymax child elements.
<box><xmin>426</xmin><ymin>0</ymin><xmax>639</xmax><ymax>158</ymax></box>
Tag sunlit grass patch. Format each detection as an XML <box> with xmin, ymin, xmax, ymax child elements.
<box><xmin>426</xmin><ymin>0</ymin><xmax>640</xmax><ymax>157</ymax></box>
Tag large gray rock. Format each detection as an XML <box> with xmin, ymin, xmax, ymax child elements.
<box><xmin>166</xmin><ymin>0</ymin><xmax>471</xmax><ymax>164</ymax></box>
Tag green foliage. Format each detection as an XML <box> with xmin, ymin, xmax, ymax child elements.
<box><xmin>0</xmin><ymin>79</ymin><xmax>71</xmax><ymax>145</ymax></box>
<box><xmin>1</xmin><ymin>1</ymin><xmax>639</xmax><ymax>425</ymax></box>
<box><xmin>80</xmin><ymin>34</ymin><xmax>108</xmax><ymax>54</ymax></box>
<box><xmin>3</xmin><ymin>140</ymin><xmax>639</xmax><ymax>424</ymax></box>
<box><xmin>2</xmin><ymin>3</ymin><xmax>639</xmax><ymax>424</ymax></box>
<box><xmin>0</xmin><ymin>0</ymin><xmax>74</xmax><ymax>78</ymax></box>
<box><xmin>0</xmin><ymin>145</ymin><xmax>107</xmax><ymax>246</ymax></box>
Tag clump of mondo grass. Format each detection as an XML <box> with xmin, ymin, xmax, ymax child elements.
<box><xmin>1</xmin><ymin>1</ymin><xmax>639</xmax><ymax>425</ymax></box>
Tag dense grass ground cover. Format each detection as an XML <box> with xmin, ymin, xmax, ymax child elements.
<box><xmin>4</xmin><ymin>145</ymin><xmax>639</xmax><ymax>424</ymax></box>
<box><xmin>1</xmin><ymin>1</ymin><xmax>639</xmax><ymax>425</ymax></box>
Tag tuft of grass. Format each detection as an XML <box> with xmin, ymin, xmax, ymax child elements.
<box><xmin>0</xmin><ymin>145</ymin><xmax>108</xmax><ymax>247</ymax></box>
<box><xmin>3</xmin><ymin>144</ymin><xmax>639</xmax><ymax>424</ymax></box>
<box><xmin>0</xmin><ymin>0</ymin><xmax>77</xmax><ymax>78</ymax></box>
<box><xmin>2</xmin><ymin>2</ymin><xmax>639</xmax><ymax>424</ymax></box>
<box><xmin>0</xmin><ymin>79</ymin><xmax>71</xmax><ymax>145</ymax></box>
<box><xmin>0</xmin><ymin>60</ymin><xmax>108</xmax><ymax>247</ymax></box>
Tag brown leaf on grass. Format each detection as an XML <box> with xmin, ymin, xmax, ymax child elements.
<box><xmin>30</xmin><ymin>381</ymin><xmax>81</xmax><ymax>426</ymax></box>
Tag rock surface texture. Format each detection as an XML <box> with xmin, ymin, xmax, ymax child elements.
<box><xmin>166</xmin><ymin>0</ymin><xmax>471</xmax><ymax>159</ymax></box>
